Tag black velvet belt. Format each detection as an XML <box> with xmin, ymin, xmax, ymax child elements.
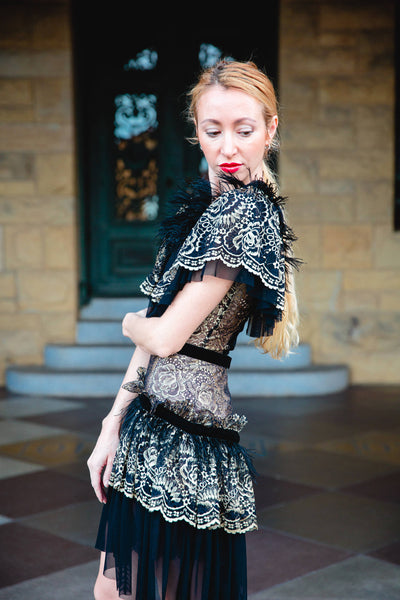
<box><xmin>177</xmin><ymin>343</ymin><xmax>231</xmax><ymax>368</ymax></box>
<box><xmin>139</xmin><ymin>394</ymin><xmax>240</xmax><ymax>444</ymax></box>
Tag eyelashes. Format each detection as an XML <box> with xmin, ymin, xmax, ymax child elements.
<box><xmin>204</xmin><ymin>129</ymin><xmax>254</xmax><ymax>138</ymax></box>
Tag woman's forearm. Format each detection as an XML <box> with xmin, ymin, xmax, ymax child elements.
<box><xmin>122</xmin><ymin>278</ymin><xmax>235</xmax><ymax>357</ymax></box>
<box><xmin>122</xmin><ymin>313</ymin><xmax>172</xmax><ymax>357</ymax></box>
<box><xmin>102</xmin><ymin>345</ymin><xmax>150</xmax><ymax>431</ymax></box>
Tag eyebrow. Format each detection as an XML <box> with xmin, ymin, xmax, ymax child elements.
<box><xmin>199</xmin><ymin>118</ymin><xmax>257</xmax><ymax>126</ymax></box>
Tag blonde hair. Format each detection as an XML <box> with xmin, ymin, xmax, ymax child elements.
<box><xmin>188</xmin><ymin>60</ymin><xmax>299</xmax><ymax>359</ymax></box>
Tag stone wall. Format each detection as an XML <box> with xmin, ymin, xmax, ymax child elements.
<box><xmin>0</xmin><ymin>0</ymin><xmax>398</xmax><ymax>386</ymax></box>
<box><xmin>279</xmin><ymin>0</ymin><xmax>400</xmax><ymax>382</ymax></box>
<box><xmin>0</xmin><ymin>1</ymin><xmax>77</xmax><ymax>384</ymax></box>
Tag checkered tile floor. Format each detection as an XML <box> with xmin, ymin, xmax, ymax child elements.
<box><xmin>0</xmin><ymin>385</ymin><xmax>400</xmax><ymax>599</ymax></box>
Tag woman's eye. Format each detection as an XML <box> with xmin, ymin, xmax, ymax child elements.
<box><xmin>238</xmin><ymin>129</ymin><xmax>253</xmax><ymax>137</ymax></box>
<box><xmin>205</xmin><ymin>130</ymin><xmax>220</xmax><ymax>137</ymax></box>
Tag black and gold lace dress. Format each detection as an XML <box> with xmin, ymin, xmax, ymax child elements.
<box><xmin>95</xmin><ymin>177</ymin><xmax>298</xmax><ymax>600</ymax></box>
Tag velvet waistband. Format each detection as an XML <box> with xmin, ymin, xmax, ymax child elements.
<box><xmin>177</xmin><ymin>342</ymin><xmax>231</xmax><ymax>368</ymax></box>
<box><xmin>139</xmin><ymin>394</ymin><xmax>240</xmax><ymax>443</ymax></box>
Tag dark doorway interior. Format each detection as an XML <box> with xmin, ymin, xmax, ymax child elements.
<box><xmin>71</xmin><ymin>7</ymin><xmax>279</xmax><ymax>302</ymax></box>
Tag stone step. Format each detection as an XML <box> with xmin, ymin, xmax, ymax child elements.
<box><xmin>44</xmin><ymin>342</ymin><xmax>312</xmax><ymax>371</ymax></box>
<box><xmin>80</xmin><ymin>297</ymin><xmax>146</xmax><ymax>320</ymax></box>
<box><xmin>5</xmin><ymin>298</ymin><xmax>350</xmax><ymax>398</ymax></box>
<box><xmin>5</xmin><ymin>364</ymin><xmax>349</xmax><ymax>398</ymax></box>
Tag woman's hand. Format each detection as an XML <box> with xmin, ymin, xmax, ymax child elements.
<box><xmin>122</xmin><ymin>308</ymin><xmax>147</xmax><ymax>343</ymax></box>
<box><xmin>87</xmin><ymin>420</ymin><xmax>120</xmax><ymax>504</ymax></box>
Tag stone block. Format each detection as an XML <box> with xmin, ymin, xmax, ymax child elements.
<box><xmin>280</xmin><ymin>46</ymin><xmax>357</xmax><ymax>76</ymax></box>
<box><xmin>0</xmin><ymin>123</ymin><xmax>73</xmax><ymax>152</ymax></box>
<box><xmin>318</xmin><ymin>32</ymin><xmax>357</xmax><ymax>48</ymax></box>
<box><xmin>0</xmin><ymin>196</ymin><xmax>75</xmax><ymax>225</ymax></box>
<box><xmin>355</xmin><ymin>180</ymin><xmax>392</xmax><ymax>224</ymax></box>
<box><xmin>319</xmin><ymin>151</ymin><xmax>392</xmax><ymax>181</ymax></box>
<box><xmin>322</xmin><ymin>225</ymin><xmax>373</xmax><ymax>269</ymax></box>
<box><xmin>357</xmin><ymin>29</ymin><xmax>395</xmax><ymax>76</ymax></box>
<box><xmin>280</xmin><ymin>4</ymin><xmax>319</xmax><ymax>43</ymax></box>
<box><xmin>39</xmin><ymin>312</ymin><xmax>77</xmax><ymax>342</ymax></box>
<box><xmin>0</xmin><ymin>106</ymin><xmax>35</xmax><ymax>123</ymax></box>
<box><xmin>356</xmin><ymin>105</ymin><xmax>393</xmax><ymax>151</ymax></box>
<box><xmin>32</xmin><ymin>5</ymin><xmax>70</xmax><ymax>50</ymax></box>
<box><xmin>351</xmin><ymin>353</ymin><xmax>400</xmax><ymax>384</ymax></box>
<box><xmin>4</xmin><ymin>225</ymin><xmax>43</xmax><ymax>269</ymax></box>
<box><xmin>0</xmin><ymin>181</ymin><xmax>36</xmax><ymax>195</ymax></box>
<box><xmin>17</xmin><ymin>269</ymin><xmax>76</xmax><ymax>312</ymax></box>
<box><xmin>320</xmin><ymin>195</ymin><xmax>355</xmax><ymax>224</ymax></box>
<box><xmin>0</xmin><ymin>272</ymin><xmax>16</xmax><ymax>298</ymax></box>
<box><xmin>0</xmin><ymin>299</ymin><xmax>17</xmax><ymax>313</ymax></box>
<box><xmin>343</xmin><ymin>269</ymin><xmax>400</xmax><ymax>292</ymax></box>
<box><xmin>0</xmin><ymin>5</ymin><xmax>31</xmax><ymax>49</ymax></box>
<box><xmin>0</xmin><ymin>50</ymin><xmax>71</xmax><ymax>78</ymax></box>
<box><xmin>296</xmin><ymin>270</ymin><xmax>342</xmax><ymax>312</ymax></box>
<box><xmin>0</xmin><ymin>329</ymin><xmax>43</xmax><ymax>364</ymax></box>
<box><xmin>34</xmin><ymin>78</ymin><xmax>72</xmax><ymax>123</ymax></box>
<box><xmin>380</xmin><ymin>291</ymin><xmax>400</xmax><ymax>311</ymax></box>
<box><xmin>318</xmin><ymin>311</ymin><xmax>400</xmax><ymax>383</ymax></box>
<box><xmin>319</xmin><ymin>75</ymin><xmax>394</xmax><ymax>107</ymax></box>
<box><xmin>319</xmin><ymin>179</ymin><xmax>356</xmax><ymax>195</ymax></box>
<box><xmin>318</xmin><ymin>105</ymin><xmax>355</xmax><ymax>125</ymax></box>
<box><xmin>296</xmin><ymin>311</ymin><xmax>321</xmax><ymax>350</ymax></box>
<box><xmin>0</xmin><ymin>153</ymin><xmax>34</xmax><ymax>180</ymax></box>
<box><xmin>0</xmin><ymin>224</ymin><xmax>3</xmax><ymax>269</ymax></box>
<box><xmin>340</xmin><ymin>291</ymin><xmax>379</xmax><ymax>312</ymax></box>
<box><xmin>293</xmin><ymin>224</ymin><xmax>322</xmax><ymax>268</ymax></box>
<box><xmin>280</xmin><ymin>152</ymin><xmax>319</xmax><ymax>194</ymax></box>
<box><xmin>288</xmin><ymin>192</ymin><xmax>355</xmax><ymax>225</ymax></box>
<box><xmin>0</xmin><ymin>79</ymin><xmax>32</xmax><ymax>105</ymax></box>
<box><xmin>282</xmin><ymin>121</ymin><xmax>356</xmax><ymax>150</ymax></box>
<box><xmin>372</xmin><ymin>226</ymin><xmax>400</xmax><ymax>269</ymax></box>
<box><xmin>287</xmin><ymin>194</ymin><xmax>322</xmax><ymax>224</ymax></box>
<box><xmin>44</xmin><ymin>225</ymin><xmax>76</xmax><ymax>269</ymax></box>
<box><xmin>279</xmin><ymin>78</ymin><xmax>318</xmax><ymax>115</ymax></box>
<box><xmin>0</xmin><ymin>311</ymin><xmax>41</xmax><ymax>331</ymax></box>
<box><xmin>319</xmin><ymin>3</ymin><xmax>394</xmax><ymax>31</ymax></box>
<box><xmin>36</xmin><ymin>153</ymin><xmax>75</xmax><ymax>195</ymax></box>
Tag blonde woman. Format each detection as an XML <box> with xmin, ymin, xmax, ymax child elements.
<box><xmin>88</xmin><ymin>59</ymin><xmax>300</xmax><ymax>600</ymax></box>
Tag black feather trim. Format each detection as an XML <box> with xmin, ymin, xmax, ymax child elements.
<box><xmin>158</xmin><ymin>174</ymin><xmax>302</xmax><ymax>276</ymax></box>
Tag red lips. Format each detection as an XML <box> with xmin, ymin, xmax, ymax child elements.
<box><xmin>219</xmin><ymin>163</ymin><xmax>242</xmax><ymax>174</ymax></box>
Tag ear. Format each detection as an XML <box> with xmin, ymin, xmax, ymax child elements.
<box><xmin>267</xmin><ymin>115</ymin><xmax>278</xmax><ymax>143</ymax></box>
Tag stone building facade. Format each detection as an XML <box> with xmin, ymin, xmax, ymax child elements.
<box><xmin>0</xmin><ymin>0</ymin><xmax>398</xmax><ymax>386</ymax></box>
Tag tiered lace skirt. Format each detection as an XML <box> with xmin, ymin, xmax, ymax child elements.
<box><xmin>95</xmin><ymin>392</ymin><xmax>257</xmax><ymax>600</ymax></box>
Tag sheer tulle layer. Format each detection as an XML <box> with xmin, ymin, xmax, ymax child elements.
<box><xmin>109</xmin><ymin>395</ymin><xmax>257</xmax><ymax>534</ymax></box>
<box><xmin>96</xmin><ymin>490</ymin><xmax>248</xmax><ymax>600</ymax></box>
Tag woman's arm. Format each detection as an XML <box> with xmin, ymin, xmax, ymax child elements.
<box><xmin>87</xmin><ymin>344</ymin><xmax>150</xmax><ymax>503</ymax></box>
<box><xmin>89</xmin><ymin>275</ymin><xmax>233</xmax><ymax>503</ymax></box>
<box><xmin>122</xmin><ymin>275</ymin><xmax>234</xmax><ymax>356</ymax></box>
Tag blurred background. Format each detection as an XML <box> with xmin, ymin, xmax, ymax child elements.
<box><xmin>0</xmin><ymin>1</ymin><xmax>399</xmax><ymax>599</ymax></box>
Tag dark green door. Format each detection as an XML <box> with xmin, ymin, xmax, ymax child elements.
<box><xmin>71</xmin><ymin>7</ymin><xmax>278</xmax><ymax>302</ymax></box>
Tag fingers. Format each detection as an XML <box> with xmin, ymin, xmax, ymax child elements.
<box><xmin>87</xmin><ymin>459</ymin><xmax>107</xmax><ymax>504</ymax></box>
<box><xmin>102</xmin><ymin>457</ymin><xmax>113</xmax><ymax>490</ymax></box>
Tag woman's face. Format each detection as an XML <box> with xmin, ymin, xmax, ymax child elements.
<box><xmin>195</xmin><ymin>85</ymin><xmax>277</xmax><ymax>187</ymax></box>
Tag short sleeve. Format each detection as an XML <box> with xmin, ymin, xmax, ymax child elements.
<box><xmin>175</xmin><ymin>185</ymin><xmax>286</xmax><ymax>311</ymax></box>
<box><xmin>141</xmin><ymin>182</ymin><xmax>292</xmax><ymax>337</ymax></box>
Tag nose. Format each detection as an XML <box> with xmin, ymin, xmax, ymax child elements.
<box><xmin>221</xmin><ymin>132</ymin><xmax>237</xmax><ymax>158</ymax></box>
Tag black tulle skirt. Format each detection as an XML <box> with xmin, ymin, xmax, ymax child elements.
<box><xmin>96</xmin><ymin>489</ymin><xmax>247</xmax><ymax>600</ymax></box>
<box><xmin>95</xmin><ymin>395</ymin><xmax>256</xmax><ymax>599</ymax></box>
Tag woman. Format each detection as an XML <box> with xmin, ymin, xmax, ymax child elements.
<box><xmin>88</xmin><ymin>59</ymin><xmax>300</xmax><ymax>600</ymax></box>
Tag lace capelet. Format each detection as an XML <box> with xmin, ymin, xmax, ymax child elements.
<box><xmin>140</xmin><ymin>176</ymin><xmax>300</xmax><ymax>338</ymax></box>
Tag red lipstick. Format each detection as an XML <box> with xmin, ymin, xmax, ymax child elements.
<box><xmin>219</xmin><ymin>163</ymin><xmax>242</xmax><ymax>174</ymax></box>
